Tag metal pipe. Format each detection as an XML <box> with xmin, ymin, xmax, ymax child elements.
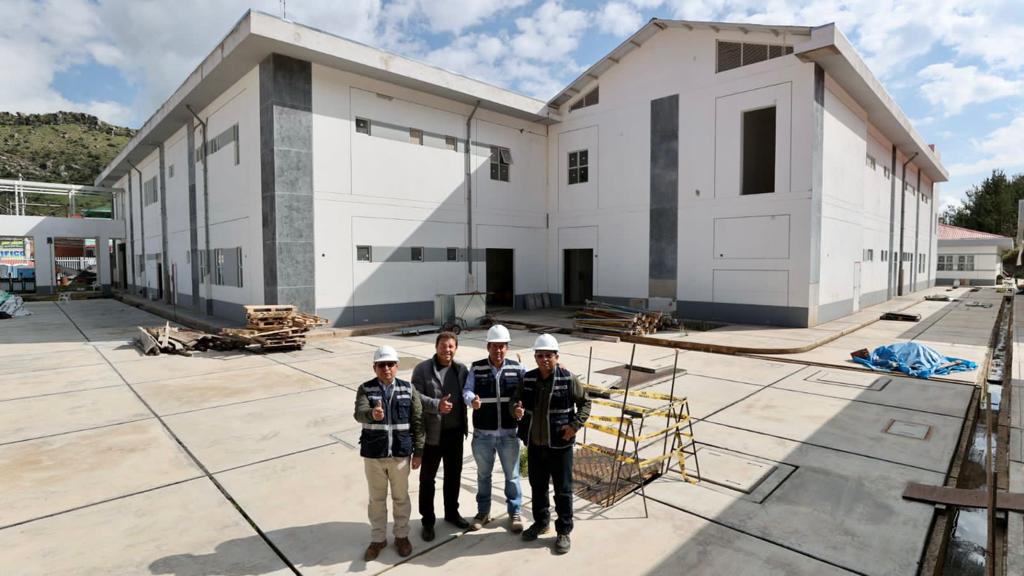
<box><xmin>187</xmin><ymin>105</ymin><xmax>214</xmax><ymax>316</ymax></box>
<box><xmin>465</xmin><ymin>100</ymin><xmax>481</xmax><ymax>291</ymax></box>
<box><xmin>897</xmin><ymin>151</ymin><xmax>919</xmax><ymax>296</ymax></box>
<box><xmin>887</xmin><ymin>145</ymin><xmax>897</xmax><ymax>299</ymax></box>
<box><xmin>127</xmin><ymin>160</ymin><xmax>146</xmax><ymax>297</ymax></box>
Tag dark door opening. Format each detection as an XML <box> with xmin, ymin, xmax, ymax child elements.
<box><xmin>156</xmin><ymin>262</ymin><xmax>164</xmax><ymax>301</ymax></box>
<box><xmin>117</xmin><ymin>243</ymin><xmax>127</xmax><ymax>289</ymax></box>
<box><xmin>485</xmin><ymin>248</ymin><xmax>514</xmax><ymax>308</ymax></box>
<box><xmin>563</xmin><ymin>249</ymin><xmax>593</xmax><ymax>306</ymax></box>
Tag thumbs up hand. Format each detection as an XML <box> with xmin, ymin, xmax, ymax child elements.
<box><xmin>513</xmin><ymin>401</ymin><xmax>524</xmax><ymax>420</ymax></box>
<box><xmin>372</xmin><ymin>400</ymin><xmax>384</xmax><ymax>421</ymax></box>
<box><xmin>439</xmin><ymin>394</ymin><xmax>453</xmax><ymax>414</ymax></box>
<box><xmin>471</xmin><ymin>394</ymin><xmax>481</xmax><ymax>410</ymax></box>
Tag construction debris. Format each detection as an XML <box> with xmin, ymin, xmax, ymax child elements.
<box><xmin>0</xmin><ymin>291</ymin><xmax>30</xmax><ymax>318</ymax></box>
<box><xmin>136</xmin><ymin>322</ymin><xmax>245</xmax><ymax>356</ymax></box>
<box><xmin>574</xmin><ymin>300</ymin><xmax>679</xmax><ymax>336</ymax></box>
<box><xmin>880</xmin><ymin>312</ymin><xmax>921</xmax><ymax>322</ymax></box>
<box><xmin>220</xmin><ymin>305</ymin><xmax>328</xmax><ymax>351</ymax></box>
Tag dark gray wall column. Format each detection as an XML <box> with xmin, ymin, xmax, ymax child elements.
<box><xmin>649</xmin><ymin>94</ymin><xmax>678</xmax><ymax>299</ymax></box>
<box><xmin>127</xmin><ymin>173</ymin><xmax>136</xmax><ymax>293</ymax></box>
<box><xmin>158</xmin><ymin>144</ymin><xmax>170</xmax><ymax>303</ymax></box>
<box><xmin>259</xmin><ymin>53</ymin><xmax>315</xmax><ymax>313</ymax></box>
<box><xmin>186</xmin><ymin>124</ymin><xmax>201</xmax><ymax>313</ymax></box>
<box><xmin>809</xmin><ymin>64</ymin><xmax>825</xmax><ymax>324</ymax></box>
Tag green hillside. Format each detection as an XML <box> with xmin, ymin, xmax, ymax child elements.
<box><xmin>0</xmin><ymin>112</ymin><xmax>135</xmax><ymax>185</ymax></box>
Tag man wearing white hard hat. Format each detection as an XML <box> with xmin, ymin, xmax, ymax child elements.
<box><xmin>512</xmin><ymin>333</ymin><xmax>591</xmax><ymax>555</ymax></box>
<box><xmin>354</xmin><ymin>345</ymin><xmax>425</xmax><ymax>561</ymax></box>
<box><xmin>462</xmin><ymin>324</ymin><xmax>525</xmax><ymax>533</ymax></box>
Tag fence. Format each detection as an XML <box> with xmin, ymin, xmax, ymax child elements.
<box><xmin>0</xmin><ymin>178</ymin><xmax>120</xmax><ymax>219</ymax></box>
<box><xmin>55</xmin><ymin>257</ymin><xmax>97</xmax><ymax>273</ymax></box>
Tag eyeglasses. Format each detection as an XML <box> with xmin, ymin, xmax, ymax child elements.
<box><xmin>375</xmin><ymin>362</ymin><xmax>397</xmax><ymax>368</ymax></box>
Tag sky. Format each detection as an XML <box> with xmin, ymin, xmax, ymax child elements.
<box><xmin>2</xmin><ymin>0</ymin><xmax>1022</xmax><ymax>210</ymax></box>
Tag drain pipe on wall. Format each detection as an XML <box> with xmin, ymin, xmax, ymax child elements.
<box><xmin>465</xmin><ymin>100</ymin><xmax>481</xmax><ymax>292</ymax></box>
<box><xmin>186</xmin><ymin>105</ymin><xmax>214</xmax><ymax>316</ymax></box>
<box><xmin>127</xmin><ymin>159</ymin><xmax>146</xmax><ymax>298</ymax></box>
<box><xmin>897</xmin><ymin>151</ymin><xmax>919</xmax><ymax>296</ymax></box>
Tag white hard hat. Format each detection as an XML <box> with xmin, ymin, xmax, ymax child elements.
<box><xmin>533</xmin><ymin>333</ymin><xmax>559</xmax><ymax>352</ymax></box>
<box><xmin>373</xmin><ymin>346</ymin><xmax>399</xmax><ymax>363</ymax></box>
<box><xmin>486</xmin><ymin>324</ymin><xmax>511</xmax><ymax>343</ymax></box>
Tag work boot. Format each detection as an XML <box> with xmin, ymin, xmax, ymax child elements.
<box><xmin>422</xmin><ymin>525</ymin><xmax>435</xmax><ymax>542</ymax></box>
<box><xmin>554</xmin><ymin>533</ymin><xmax>571</xmax><ymax>554</ymax></box>
<box><xmin>395</xmin><ymin>537</ymin><xmax>413</xmax><ymax>557</ymax></box>
<box><xmin>364</xmin><ymin>541</ymin><xmax>387</xmax><ymax>561</ymax></box>
<box><xmin>468</xmin><ymin>513</ymin><xmax>490</xmax><ymax>531</ymax></box>
<box><xmin>444</xmin><ymin>515</ymin><xmax>470</xmax><ymax>530</ymax></box>
<box><xmin>509</xmin><ymin>513</ymin><xmax>524</xmax><ymax>534</ymax></box>
<box><xmin>522</xmin><ymin>522</ymin><xmax>551</xmax><ymax>542</ymax></box>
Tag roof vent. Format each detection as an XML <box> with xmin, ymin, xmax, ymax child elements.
<box><xmin>717</xmin><ymin>40</ymin><xmax>792</xmax><ymax>73</ymax></box>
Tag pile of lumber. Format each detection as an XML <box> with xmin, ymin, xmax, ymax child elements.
<box><xmin>219</xmin><ymin>305</ymin><xmax>328</xmax><ymax>350</ymax></box>
<box><xmin>136</xmin><ymin>322</ymin><xmax>245</xmax><ymax>356</ymax></box>
<box><xmin>573</xmin><ymin>300</ymin><xmax>678</xmax><ymax>336</ymax></box>
<box><xmin>0</xmin><ymin>291</ymin><xmax>29</xmax><ymax>319</ymax></box>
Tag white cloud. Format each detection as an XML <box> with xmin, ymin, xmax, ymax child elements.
<box><xmin>947</xmin><ymin>114</ymin><xmax>1024</xmax><ymax>177</ymax></box>
<box><xmin>418</xmin><ymin>0</ymin><xmax>531</xmax><ymax>33</ymax></box>
<box><xmin>598</xmin><ymin>2</ymin><xmax>644</xmax><ymax>37</ymax></box>
<box><xmin>512</xmin><ymin>1</ymin><xmax>590</xmax><ymax>62</ymax></box>
<box><xmin>918</xmin><ymin>63</ymin><xmax>1022</xmax><ymax>116</ymax></box>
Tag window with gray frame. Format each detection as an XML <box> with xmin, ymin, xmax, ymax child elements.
<box><xmin>741</xmin><ymin>106</ymin><xmax>776</xmax><ymax>195</ymax></box>
<box><xmin>490</xmin><ymin>146</ymin><xmax>511</xmax><ymax>182</ymax></box>
<box><xmin>411</xmin><ymin>247</ymin><xmax>424</xmax><ymax>262</ymax></box>
<box><xmin>568</xmin><ymin>149</ymin><xmax>589</xmax><ymax>184</ymax></box>
<box><xmin>446</xmin><ymin>247</ymin><xmax>458</xmax><ymax>261</ymax></box>
<box><xmin>211</xmin><ymin>247</ymin><xmax>243</xmax><ymax>287</ymax></box>
<box><xmin>569</xmin><ymin>86</ymin><xmax>599</xmax><ymax>111</ymax></box>
<box><xmin>445</xmin><ymin>136</ymin><xmax>458</xmax><ymax>151</ymax></box>
<box><xmin>863</xmin><ymin>248</ymin><xmax>874</xmax><ymax>262</ymax></box>
<box><xmin>196</xmin><ymin>124</ymin><xmax>240</xmax><ymax>165</ymax></box>
<box><xmin>143</xmin><ymin>176</ymin><xmax>159</xmax><ymax>206</ymax></box>
<box><xmin>356</xmin><ymin>245</ymin><xmax>371</xmax><ymax>262</ymax></box>
<box><xmin>355</xmin><ymin>118</ymin><xmax>371</xmax><ymax>135</ymax></box>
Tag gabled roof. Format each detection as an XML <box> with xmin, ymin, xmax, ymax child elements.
<box><xmin>938</xmin><ymin>223</ymin><xmax>1012</xmax><ymax>241</ymax></box>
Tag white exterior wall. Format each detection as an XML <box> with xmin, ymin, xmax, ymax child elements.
<box><xmin>311</xmin><ymin>64</ymin><xmax>547</xmax><ymax>324</ymax></box>
<box><xmin>937</xmin><ymin>242</ymin><xmax>1007</xmax><ymax>285</ymax></box>
<box><xmin>549</xmin><ymin>27</ymin><xmax>817</xmax><ymax>322</ymax></box>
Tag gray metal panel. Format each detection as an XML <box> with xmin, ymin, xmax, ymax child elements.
<box><xmin>186</xmin><ymin>123</ymin><xmax>201</xmax><ymax>313</ymax></box>
<box><xmin>649</xmin><ymin>94</ymin><xmax>679</xmax><ymax>299</ymax></box>
<box><xmin>318</xmin><ymin>300</ymin><xmax>434</xmax><ymax>327</ymax></box>
<box><xmin>677</xmin><ymin>300</ymin><xmax>810</xmax><ymax>328</ymax></box>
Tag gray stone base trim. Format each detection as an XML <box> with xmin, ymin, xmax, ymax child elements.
<box><xmin>818</xmin><ymin>298</ymin><xmax>853</xmax><ymax>324</ymax></box>
<box><xmin>859</xmin><ymin>288</ymin><xmax>888</xmax><ymax>309</ymax></box>
<box><xmin>677</xmin><ymin>300</ymin><xmax>809</xmax><ymax>328</ymax></box>
<box><xmin>514</xmin><ymin>293</ymin><xmax>563</xmax><ymax>309</ymax></box>
<box><xmin>936</xmin><ymin>277</ymin><xmax>995</xmax><ymax>287</ymax></box>
<box><xmin>318</xmin><ymin>301</ymin><xmax>433</xmax><ymax>327</ymax></box>
<box><xmin>173</xmin><ymin>292</ymin><xmax>247</xmax><ymax>324</ymax></box>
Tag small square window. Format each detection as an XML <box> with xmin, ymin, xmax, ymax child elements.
<box><xmin>883</xmin><ymin>166</ymin><xmax>891</xmax><ymax>180</ymax></box>
<box><xmin>356</xmin><ymin>245</ymin><xmax>372</xmax><ymax>262</ymax></box>
<box><xmin>499</xmin><ymin>148</ymin><xmax>513</xmax><ymax>165</ymax></box>
<box><xmin>355</xmin><ymin>118</ymin><xmax>371</xmax><ymax>135</ymax></box>
<box><xmin>168</xmin><ymin>164</ymin><xmax>175</xmax><ymax>179</ymax></box>
<box><xmin>445</xmin><ymin>136</ymin><xmax>458</xmax><ymax>151</ymax></box>
<box><xmin>446</xmin><ymin>247</ymin><xmax>458</xmax><ymax>261</ymax></box>
<box><xmin>411</xmin><ymin>247</ymin><xmax>424</xmax><ymax>262</ymax></box>
<box><xmin>568</xmin><ymin>152</ymin><xmax>578</xmax><ymax>168</ymax></box>
<box><xmin>410</xmin><ymin>128</ymin><xmax>423</xmax><ymax>145</ymax></box>
<box><xmin>578</xmin><ymin>166</ymin><xmax>588</xmax><ymax>183</ymax></box>
<box><xmin>568</xmin><ymin>149</ymin><xmax>590</xmax><ymax>185</ymax></box>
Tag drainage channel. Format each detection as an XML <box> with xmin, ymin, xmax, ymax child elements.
<box><xmin>935</xmin><ymin>293</ymin><xmax>1012</xmax><ymax>576</ymax></box>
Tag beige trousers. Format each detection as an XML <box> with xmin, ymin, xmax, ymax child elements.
<box><xmin>364</xmin><ymin>457</ymin><xmax>412</xmax><ymax>542</ymax></box>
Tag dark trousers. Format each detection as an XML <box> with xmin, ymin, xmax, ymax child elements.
<box><xmin>527</xmin><ymin>443</ymin><xmax>574</xmax><ymax>534</ymax></box>
<box><xmin>418</xmin><ymin>427</ymin><xmax>464</xmax><ymax>527</ymax></box>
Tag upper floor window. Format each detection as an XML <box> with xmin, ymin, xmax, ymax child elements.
<box><xmin>490</xmin><ymin>146</ymin><xmax>511</xmax><ymax>182</ymax></box>
<box><xmin>865</xmin><ymin>155</ymin><xmax>876</xmax><ymax>170</ymax></box>
<box><xmin>569</xmin><ymin>86</ymin><xmax>599</xmax><ymax>112</ymax></box>
<box><xmin>717</xmin><ymin>41</ymin><xmax>793</xmax><ymax>73</ymax></box>
<box><xmin>741</xmin><ymin>106</ymin><xmax>776</xmax><ymax>195</ymax></box>
<box><xmin>568</xmin><ymin>150</ymin><xmax>589</xmax><ymax>185</ymax></box>
<box><xmin>355</xmin><ymin>118</ymin><xmax>371</xmax><ymax>135</ymax></box>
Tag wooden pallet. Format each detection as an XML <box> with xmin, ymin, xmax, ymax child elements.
<box><xmin>244</xmin><ymin>304</ymin><xmax>297</xmax><ymax>319</ymax></box>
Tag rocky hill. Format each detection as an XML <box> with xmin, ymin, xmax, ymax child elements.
<box><xmin>0</xmin><ymin>112</ymin><xmax>135</xmax><ymax>185</ymax></box>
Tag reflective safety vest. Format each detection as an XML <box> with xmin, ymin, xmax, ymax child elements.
<box><xmin>517</xmin><ymin>366</ymin><xmax>575</xmax><ymax>449</ymax></box>
<box><xmin>359</xmin><ymin>378</ymin><xmax>415</xmax><ymax>458</ymax></box>
<box><xmin>470</xmin><ymin>358</ymin><xmax>522</xmax><ymax>431</ymax></box>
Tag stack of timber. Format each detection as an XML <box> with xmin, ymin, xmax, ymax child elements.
<box><xmin>574</xmin><ymin>300</ymin><xmax>678</xmax><ymax>336</ymax></box>
<box><xmin>220</xmin><ymin>305</ymin><xmax>328</xmax><ymax>351</ymax></box>
<box><xmin>136</xmin><ymin>322</ymin><xmax>245</xmax><ymax>356</ymax></box>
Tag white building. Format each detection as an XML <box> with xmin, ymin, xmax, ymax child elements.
<box><xmin>94</xmin><ymin>11</ymin><xmax>946</xmax><ymax>327</ymax></box>
<box><xmin>936</xmin><ymin>224</ymin><xmax>1012</xmax><ymax>286</ymax></box>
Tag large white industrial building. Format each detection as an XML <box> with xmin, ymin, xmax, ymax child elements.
<box><xmin>94</xmin><ymin>10</ymin><xmax>946</xmax><ymax>327</ymax></box>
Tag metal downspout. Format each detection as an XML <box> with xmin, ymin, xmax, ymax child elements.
<box><xmin>187</xmin><ymin>105</ymin><xmax>214</xmax><ymax>316</ymax></box>
<box><xmin>897</xmin><ymin>152</ymin><xmax>919</xmax><ymax>296</ymax></box>
<box><xmin>127</xmin><ymin>160</ymin><xmax>146</xmax><ymax>298</ymax></box>
<box><xmin>465</xmin><ymin>100</ymin><xmax>481</xmax><ymax>292</ymax></box>
<box><xmin>887</xmin><ymin>146</ymin><xmax>897</xmax><ymax>300</ymax></box>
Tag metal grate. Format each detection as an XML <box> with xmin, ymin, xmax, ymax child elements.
<box><xmin>717</xmin><ymin>41</ymin><xmax>742</xmax><ymax>72</ymax></box>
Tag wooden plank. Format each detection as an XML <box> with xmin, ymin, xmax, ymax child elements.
<box><xmin>136</xmin><ymin>326</ymin><xmax>160</xmax><ymax>355</ymax></box>
<box><xmin>902</xmin><ymin>482</ymin><xmax>1024</xmax><ymax>512</ymax></box>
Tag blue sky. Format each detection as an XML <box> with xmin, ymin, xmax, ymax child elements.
<box><xmin>2</xmin><ymin>0</ymin><xmax>1023</xmax><ymax>211</ymax></box>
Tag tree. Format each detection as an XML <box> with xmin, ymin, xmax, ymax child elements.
<box><xmin>941</xmin><ymin>170</ymin><xmax>1024</xmax><ymax>237</ymax></box>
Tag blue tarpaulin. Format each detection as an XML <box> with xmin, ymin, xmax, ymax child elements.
<box><xmin>851</xmin><ymin>342</ymin><xmax>978</xmax><ymax>379</ymax></box>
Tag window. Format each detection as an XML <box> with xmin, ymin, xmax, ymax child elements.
<box><xmin>883</xmin><ymin>166</ymin><xmax>891</xmax><ymax>180</ymax></box>
<box><xmin>198</xmin><ymin>249</ymin><xmax>208</xmax><ymax>280</ymax></box>
<box><xmin>863</xmin><ymin>248</ymin><xmax>874</xmax><ymax>262</ymax></box>
<box><xmin>741</xmin><ymin>107</ymin><xmax>776</xmax><ymax>195</ymax></box>
<box><xmin>355</xmin><ymin>118</ymin><xmax>371</xmax><ymax>135</ymax></box>
<box><xmin>569</xmin><ymin>86</ymin><xmax>599</xmax><ymax>112</ymax></box>
<box><xmin>168</xmin><ymin>164</ymin><xmax>175</xmax><ymax>179</ymax></box>
<box><xmin>568</xmin><ymin>149</ymin><xmax>589</xmax><ymax>185</ymax></box>
<box><xmin>490</xmin><ymin>146</ymin><xmax>511</xmax><ymax>182</ymax></box>
<box><xmin>717</xmin><ymin>41</ymin><xmax>793</xmax><ymax>73</ymax></box>
<box><xmin>203</xmin><ymin>124</ymin><xmax>240</xmax><ymax>165</ymax></box>
<box><xmin>918</xmin><ymin>253</ymin><xmax>926</xmax><ymax>273</ymax></box>
<box><xmin>143</xmin><ymin>177</ymin><xmax>159</xmax><ymax>206</ymax></box>
<box><xmin>956</xmin><ymin>255</ymin><xmax>975</xmax><ymax>271</ymax></box>
<box><xmin>409</xmin><ymin>128</ymin><xmax>423</xmax><ymax>145</ymax></box>
<box><xmin>937</xmin><ymin>255</ymin><xmax>950</xmax><ymax>271</ymax></box>
<box><xmin>446</xmin><ymin>247</ymin><xmax>458</xmax><ymax>261</ymax></box>
<box><xmin>356</xmin><ymin>245</ymin><xmax>372</xmax><ymax>262</ymax></box>
<box><xmin>882</xmin><ymin>250</ymin><xmax>888</xmax><ymax>262</ymax></box>
<box><xmin>865</xmin><ymin>155</ymin><xmax>876</xmax><ymax>170</ymax></box>
<box><xmin>411</xmin><ymin>247</ymin><xmax>424</xmax><ymax>262</ymax></box>
<box><xmin>214</xmin><ymin>248</ymin><xmax>224</xmax><ymax>285</ymax></box>
<box><xmin>445</xmin><ymin>136</ymin><xmax>458</xmax><ymax>151</ymax></box>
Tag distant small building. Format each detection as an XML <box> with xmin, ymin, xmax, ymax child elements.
<box><xmin>936</xmin><ymin>224</ymin><xmax>1013</xmax><ymax>286</ymax></box>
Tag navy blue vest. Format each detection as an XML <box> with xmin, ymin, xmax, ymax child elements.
<box><xmin>359</xmin><ymin>377</ymin><xmax>415</xmax><ymax>458</ymax></box>
<box><xmin>470</xmin><ymin>358</ymin><xmax>521</xmax><ymax>431</ymax></box>
<box><xmin>517</xmin><ymin>366</ymin><xmax>575</xmax><ymax>449</ymax></box>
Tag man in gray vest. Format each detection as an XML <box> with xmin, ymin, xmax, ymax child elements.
<box><xmin>354</xmin><ymin>345</ymin><xmax>424</xmax><ymax>561</ymax></box>
<box><xmin>462</xmin><ymin>324</ymin><xmax>525</xmax><ymax>533</ymax></box>
<box><xmin>410</xmin><ymin>331</ymin><xmax>471</xmax><ymax>542</ymax></box>
<box><xmin>512</xmin><ymin>333</ymin><xmax>591</xmax><ymax>554</ymax></box>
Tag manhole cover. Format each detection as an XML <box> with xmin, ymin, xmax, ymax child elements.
<box><xmin>806</xmin><ymin>369</ymin><xmax>889</xmax><ymax>390</ymax></box>
<box><xmin>687</xmin><ymin>447</ymin><xmax>776</xmax><ymax>494</ymax></box>
<box><xmin>883</xmin><ymin>419</ymin><xmax>932</xmax><ymax>440</ymax></box>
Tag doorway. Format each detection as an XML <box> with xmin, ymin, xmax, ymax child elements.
<box><xmin>485</xmin><ymin>249</ymin><xmax>514</xmax><ymax>308</ymax></box>
<box><xmin>563</xmin><ymin>249</ymin><xmax>594</xmax><ymax>306</ymax></box>
<box><xmin>156</xmin><ymin>262</ymin><xmax>164</xmax><ymax>301</ymax></box>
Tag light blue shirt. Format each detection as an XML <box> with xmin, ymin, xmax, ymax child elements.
<box><xmin>463</xmin><ymin>358</ymin><xmax>525</xmax><ymax>437</ymax></box>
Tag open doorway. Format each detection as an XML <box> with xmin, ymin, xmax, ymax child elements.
<box><xmin>53</xmin><ymin>237</ymin><xmax>98</xmax><ymax>293</ymax></box>
<box><xmin>485</xmin><ymin>248</ymin><xmax>514</xmax><ymax>308</ymax></box>
<box><xmin>563</xmin><ymin>249</ymin><xmax>594</xmax><ymax>306</ymax></box>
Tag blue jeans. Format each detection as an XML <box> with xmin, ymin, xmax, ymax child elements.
<box><xmin>471</xmin><ymin>431</ymin><xmax>522</xmax><ymax>516</ymax></box>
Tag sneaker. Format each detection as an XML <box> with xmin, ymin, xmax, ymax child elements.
<box><xmin>364</xmin><ymin>540</ymin><xmax>387</xmax><ymax>561</ymax></box>
<box><xmin>468</xmin><ymin>513</ymin><xmax>491</xmax><ymax>531</ymax></box>
<box><xmin>554</xmin><ymin>533</ymin><xmax>571</xmax><ymax>554</ymax></box>
<box><xmin>444</xmin><ymin>515</ymin><xmax>470</xmax><ymax>530</ymax></box>
<box><xmin>422</xmin><ymin>525</ymin><xmax>435</xmax><ymax>542</ymax></box>
<box><xmin>509</xmin><ymin>513</ymin><xmax>524</xmax><ymax>534</ymax></box>
<box><xmin>521</xmin><ymin>522</ymin><xmax>551</xmax><ymax>542</ymax></box>
<box><xmin>395</xmin><ymin>537</ymin><xmax>413</xmax><ymax>557</ymax></box>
